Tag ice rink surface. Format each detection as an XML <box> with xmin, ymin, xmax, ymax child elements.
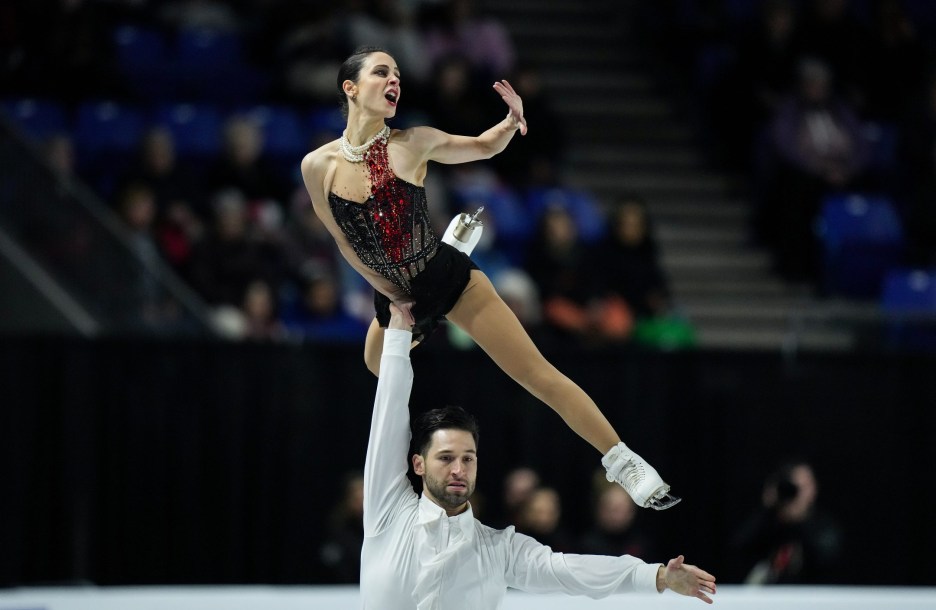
<box><xmin>1</xmin><ymin>585</ymin><xmax>935</xmax><ymax>610</ymax></box>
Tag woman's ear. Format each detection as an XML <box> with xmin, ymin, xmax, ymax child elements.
<box><xmin>342</xmin><ymin>80</ymin><xmax>357</xmax><ymax>101</ymax></box>
<box><xmin>412</xmin><ymin>453</ymin><xmax>425</xmax><ymax>476</ymax></box>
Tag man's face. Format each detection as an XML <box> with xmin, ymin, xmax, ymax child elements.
<box><xmin>413</xmin><ymin>429</ymin><xmax>477</xmax><ymax>513</ymax></box>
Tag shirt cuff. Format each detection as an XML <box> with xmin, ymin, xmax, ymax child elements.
<box><xmin>383</xmin><ymin>328</ymin><xmax>413</xmax><ymax>358</ymax></box>
<box><xmin>635</xmin><ymin>562</ymin><xmax>663</xmax><ymax>594</ymax></box>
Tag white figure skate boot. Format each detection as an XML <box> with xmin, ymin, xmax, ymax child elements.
<box><xmin>602</xmin><ymin>442</ymin><xmax>681</xmax><ymax>510</ymax></box>
<box><xmin>441</xmin><ymin>206</ymin><xmax>484</xmax><ymax>255</ymax></box>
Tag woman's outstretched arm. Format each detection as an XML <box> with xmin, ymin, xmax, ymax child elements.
<box><xmin>403</xmin><ymin>80</ymin><xmax>527</xmax><ymax>166</ymax></box>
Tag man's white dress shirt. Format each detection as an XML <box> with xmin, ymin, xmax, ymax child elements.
<box><xmin>360</xmin><ymin>329</ymin><xmax>661</xmax><ymax>609</ymax></box>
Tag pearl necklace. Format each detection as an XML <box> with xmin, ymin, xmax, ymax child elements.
<box><xmin>339</xmin><ymin>125</ymin><xmax>390</xmax><ymax>163</ymax></box>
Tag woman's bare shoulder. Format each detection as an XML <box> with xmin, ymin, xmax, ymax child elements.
<box><xmin>301</xmin><ymin>139</ymin><xmax>339</xmax><ymax>177</ymax></box>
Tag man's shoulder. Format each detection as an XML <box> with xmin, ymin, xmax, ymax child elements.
<box><xmin>474</xmin><ymin>518</ymin><xmax>516</xmax><ymax>541</ymax></box>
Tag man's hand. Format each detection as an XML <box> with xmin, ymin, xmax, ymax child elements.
<box><xmin>656</xmin><ymin>555</ymin><xmax>716</xmax><ymax>604</ymax></box>
<box><xmin>388</xmin><ymin>302</ymin><xmax>415</xmax><ymax>331</ymax></box>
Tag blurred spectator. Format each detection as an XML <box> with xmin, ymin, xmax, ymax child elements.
<box><xmin>514</xmin><ymin>487</ymin><xmax>575</xmax><ymax>553</ymax></box>
<box><xmin>730</xmin><ymin>460</ymin><xmax>844</xmax><ymax>584</ymax></box>
<box><xmin>279</xmin><ymin>271</ymin><xmax>369</xmax><ymax>343</ymax></box>
<box><xmin>118</xmin><ymin>127</ymin><xmax>206</xmax><ymax>276</ymax></box>
<box><xmin>742</xmin><ymin>0</ymin><xmax>800</xmax><ymax>122</ymax></box>
<box><xmin>188</xmin><ymin>188</ymin><xmax>282</xmax><ymax>307</ymax></box>
<box><xmin>114</xmin><ymin>182</ymin><xmax>176</xmax><ymax>327</ymax></box>
<box><xmin>207</xmin><ymin>115</ymin><xmax>289</xmax><ymax>207</ymax></box>
<box><xmin>525</xmin><ymin>186</ymin><xmax>606</xmax><ymax>244</ymax></box>
<box><xmin>491</xmin><ymin>64</ymin><xmax>567</xmax><ymax>189</ymax></box>
<box><xmin>524</xmin><ymin>205</ymin><xmax>587</xmax><ymax>334</ymax></box>
<box><xmin>524</xmin><ymin>205</ymin><xmax>615</xmax><ymax>343</ymax></box>
<box><xmin>500</xmin><ymin>466</ymin><xmax>540</xmax><ymax>526</ymax></box>
<box><xmin>241</xmin><ymin>278</ymin><xmax>285</xmax><ymax>341</ymax></box>
<box><xmin>492</xmin><ymin>269</ymin><xmax>542</xmax><ymax>330</ymax></box>
<box><xmin>115</xmin><ymin>182</ymin><xmax>162</xmax><ymax>268</ymax></box>
<box><xmin>423</xmin><ymin>0</ymin><xmax>515</xmax><ymax>78</ymax></box>
<box><xmin>269</xmin><ymin>5</ymin><xmax>346</xmax><ymax>103</ymax></box>
<box><xmin>120</xmin><ymin>127</ymin><xmax>205</xmax><ymax>218</ymax></box>
<box><xmin>319</xmin><ymin>471</ymin><xmax>365</xmax><ymax>584</ymax></box>
<box><xmin>763</xmin><ymin>58</ymin><xmax>870</xmax><ymax>282</ymax></box>
<box><xmin>43</xmin><ymin>133</ymin><xmax>76</xmax><ymax>180</ymax></box>
<box><xmin>796</xmin><ymin>0</ymin><xmax>869</xmax><ymax>105</ymax></box>
<box><xmin>723</xmin><ymin>0</ymin><xmax>801</xmax><ymax>169</ymax></box>
<box><xmin>344</xmin><ymin>0</ymin><xmax>430</xmax><ymax>85</ymax></box>
<box><xmin>279</xmin><ymin>186</ymin><xmax>341</xmax><ymax>283</ymax></box>
<box><xmin>580</xmin><ymin>476</ymin><xmax>655</xmax><ymax>560</ymax></box>
<box><xmin>589</xmin><ymin>196</ymin><xmax>670</xmax><ymax>321</ymax></box>
<box><xmin>425</xmin><ymin>54</ymin><xmax>501</xmax><ymax>139</ymax></box>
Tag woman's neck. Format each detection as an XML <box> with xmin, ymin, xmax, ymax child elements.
<box><xmin>344</xmin><ymin>114</ymin><xmax>387</xmax><ymax>146</ymax></box>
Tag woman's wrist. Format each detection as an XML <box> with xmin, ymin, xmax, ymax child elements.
<box><xmin>505</xmin><ymin>113</ymin><xmax>522</xmax><ymax>131</ymax></box>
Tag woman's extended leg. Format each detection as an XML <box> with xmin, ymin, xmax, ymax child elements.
<box><xmin>446</xmin><ymin>270</ymin><xmax>679</xmax><ymax>510</ymax></box>
<box><xmin>446</xmin><ymin>270</ymin><xmax>620</xmax><ymax>453</ymax></box>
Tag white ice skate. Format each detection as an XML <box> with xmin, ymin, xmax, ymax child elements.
<box><xmin>441</xmin><ymin>206</ymin><xmax>484</xmax><ymax>255</ymax></box>
<box><xmin>602</xmin><ymin>442</ymin><xmax>681</xmax><ymax>510</ymax></box>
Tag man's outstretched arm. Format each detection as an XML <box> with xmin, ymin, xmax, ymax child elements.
<box><xmin>506</xmin><ymin>530</ymin><xmax>716</xmax><ymax>603</ymax></box>
<box><xmin>362</xmin><ymin>304</ymin><xmax>416</xmax><ymax>537</ymax></box>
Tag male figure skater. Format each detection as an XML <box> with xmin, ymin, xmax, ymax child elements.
<box><xmin>359</xmin><ymin>302</ymin><xmax>716</xmax><ymax>609</ymax></box>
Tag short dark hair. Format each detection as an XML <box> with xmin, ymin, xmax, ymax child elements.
<box><xmin>411</xmin><ymin>406</ymin><xmax>480</xmax><ymax>457</ymax></box>
<box><xmin>336</xmin><ymin>46</ymin><xmax>391</xmax><ymax>118</ymax></box>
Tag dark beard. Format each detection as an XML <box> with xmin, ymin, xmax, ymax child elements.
<box><xmin>424</xmin><ymin>472</ymin><xmax>474</xmax><ymax>510</ymax></box>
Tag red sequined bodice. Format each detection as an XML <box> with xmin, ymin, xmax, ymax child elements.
<box><xmin>328</xmin><ymin>136</ymin><xmax>439</xmax><ymax>294</ymax></box>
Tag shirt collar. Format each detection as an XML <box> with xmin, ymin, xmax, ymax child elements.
<box><xmin>418</xmin><ymin>493</ymin><xmax>476</xmax><ymax>541</ymax></box>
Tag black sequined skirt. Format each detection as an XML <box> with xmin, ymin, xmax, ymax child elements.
<box><xmin>374</xmin><ymin>242</ymin><xmax>478</xmax><ymax>341</ymax></box>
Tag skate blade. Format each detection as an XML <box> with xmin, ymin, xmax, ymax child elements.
<box><xmin>648</xmin><ymin>492</ymin><xmax>682</xmax><ymax>511</ymax></box>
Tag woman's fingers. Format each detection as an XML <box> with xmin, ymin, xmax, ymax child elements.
<box><xmin>493</xmin><ymin>81</ymin><xmax>527</xmax><ymax>135</ymax></box>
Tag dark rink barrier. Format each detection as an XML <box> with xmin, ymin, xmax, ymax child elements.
<box><xmin>1</xmin><ymin>337</ymin><xmax>934</xmax><ymax>586</ymax></box>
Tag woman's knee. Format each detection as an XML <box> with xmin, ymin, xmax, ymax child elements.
<box><xmin>365</xmin><ymin>353</ymin><xmax>380</xmax><ymax>377</ymax></box>
<box><xmin>364</xmin><ymin>320</ymin><xmax>384</xmax><ymax>377</ymax></box>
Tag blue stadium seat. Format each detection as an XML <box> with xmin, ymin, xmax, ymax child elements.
<box><xmin>151</xmin><ymin>103</ymin><xmax>223</xmax><ymax>159</ymax></box>
<box><xmin>173</xmin><ymin>28</ymin><xmax>268</xmax><ymax>102</ymax></box>
<box><xmin>241</xmin><ymin>105</ymin><xmax>308</xmax><ymax>159</ymax></box>
<box><xmin>817</xmin><ymin>193</ymin><xmax>905</xmax><ymax>297</ymax></box>
<box><xmin>113</xmin><ymin>24</ymin><xmax>168</xmax><ymax>70</ymax></box>
<box><xmin>524</xmin><ymin>187</ymin><xmax>606</xmax><ymax>243</ymax></box>
<box><xmin>308</xmin><ymin>107</ymin><xmax>346</xmax><ymax>140</ymax></box>
<box><xmin>112</xmin><ymin>25</ymin><xmax>178</xmax><ymax>100</ymax></box>
<box><xmin>74</xmin><ymin>101</ymin><xmax>145</xmax><ymax>159</ymax></box>
<box><xmin>175</xmin><ymin>27</ymin><xmax>243</xmax><ymax>69</ymax></box>
<box><xmin>882</xmin><ymin>268</ymin><xmax>936</xmax><ymax>351</ymax></box>
<box><xmin>884</xmin><ymin>268</ymin><xmax>936</xmax><ymax>311</ymax></box>
<box><xmin>1</xmin><ymin>98</ymin><xmax>69</xmax><ymax>140</ymax></box>
<box><xmin>72</xmin><ymin>100</ymin><xmax>146</xmax><ymax>196</ymax></box>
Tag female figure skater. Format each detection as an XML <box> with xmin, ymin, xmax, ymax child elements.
<box><xmin>300</xmin><ymin>47</ymin><xmax>679</xmax><ymax>510</ymax></box>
